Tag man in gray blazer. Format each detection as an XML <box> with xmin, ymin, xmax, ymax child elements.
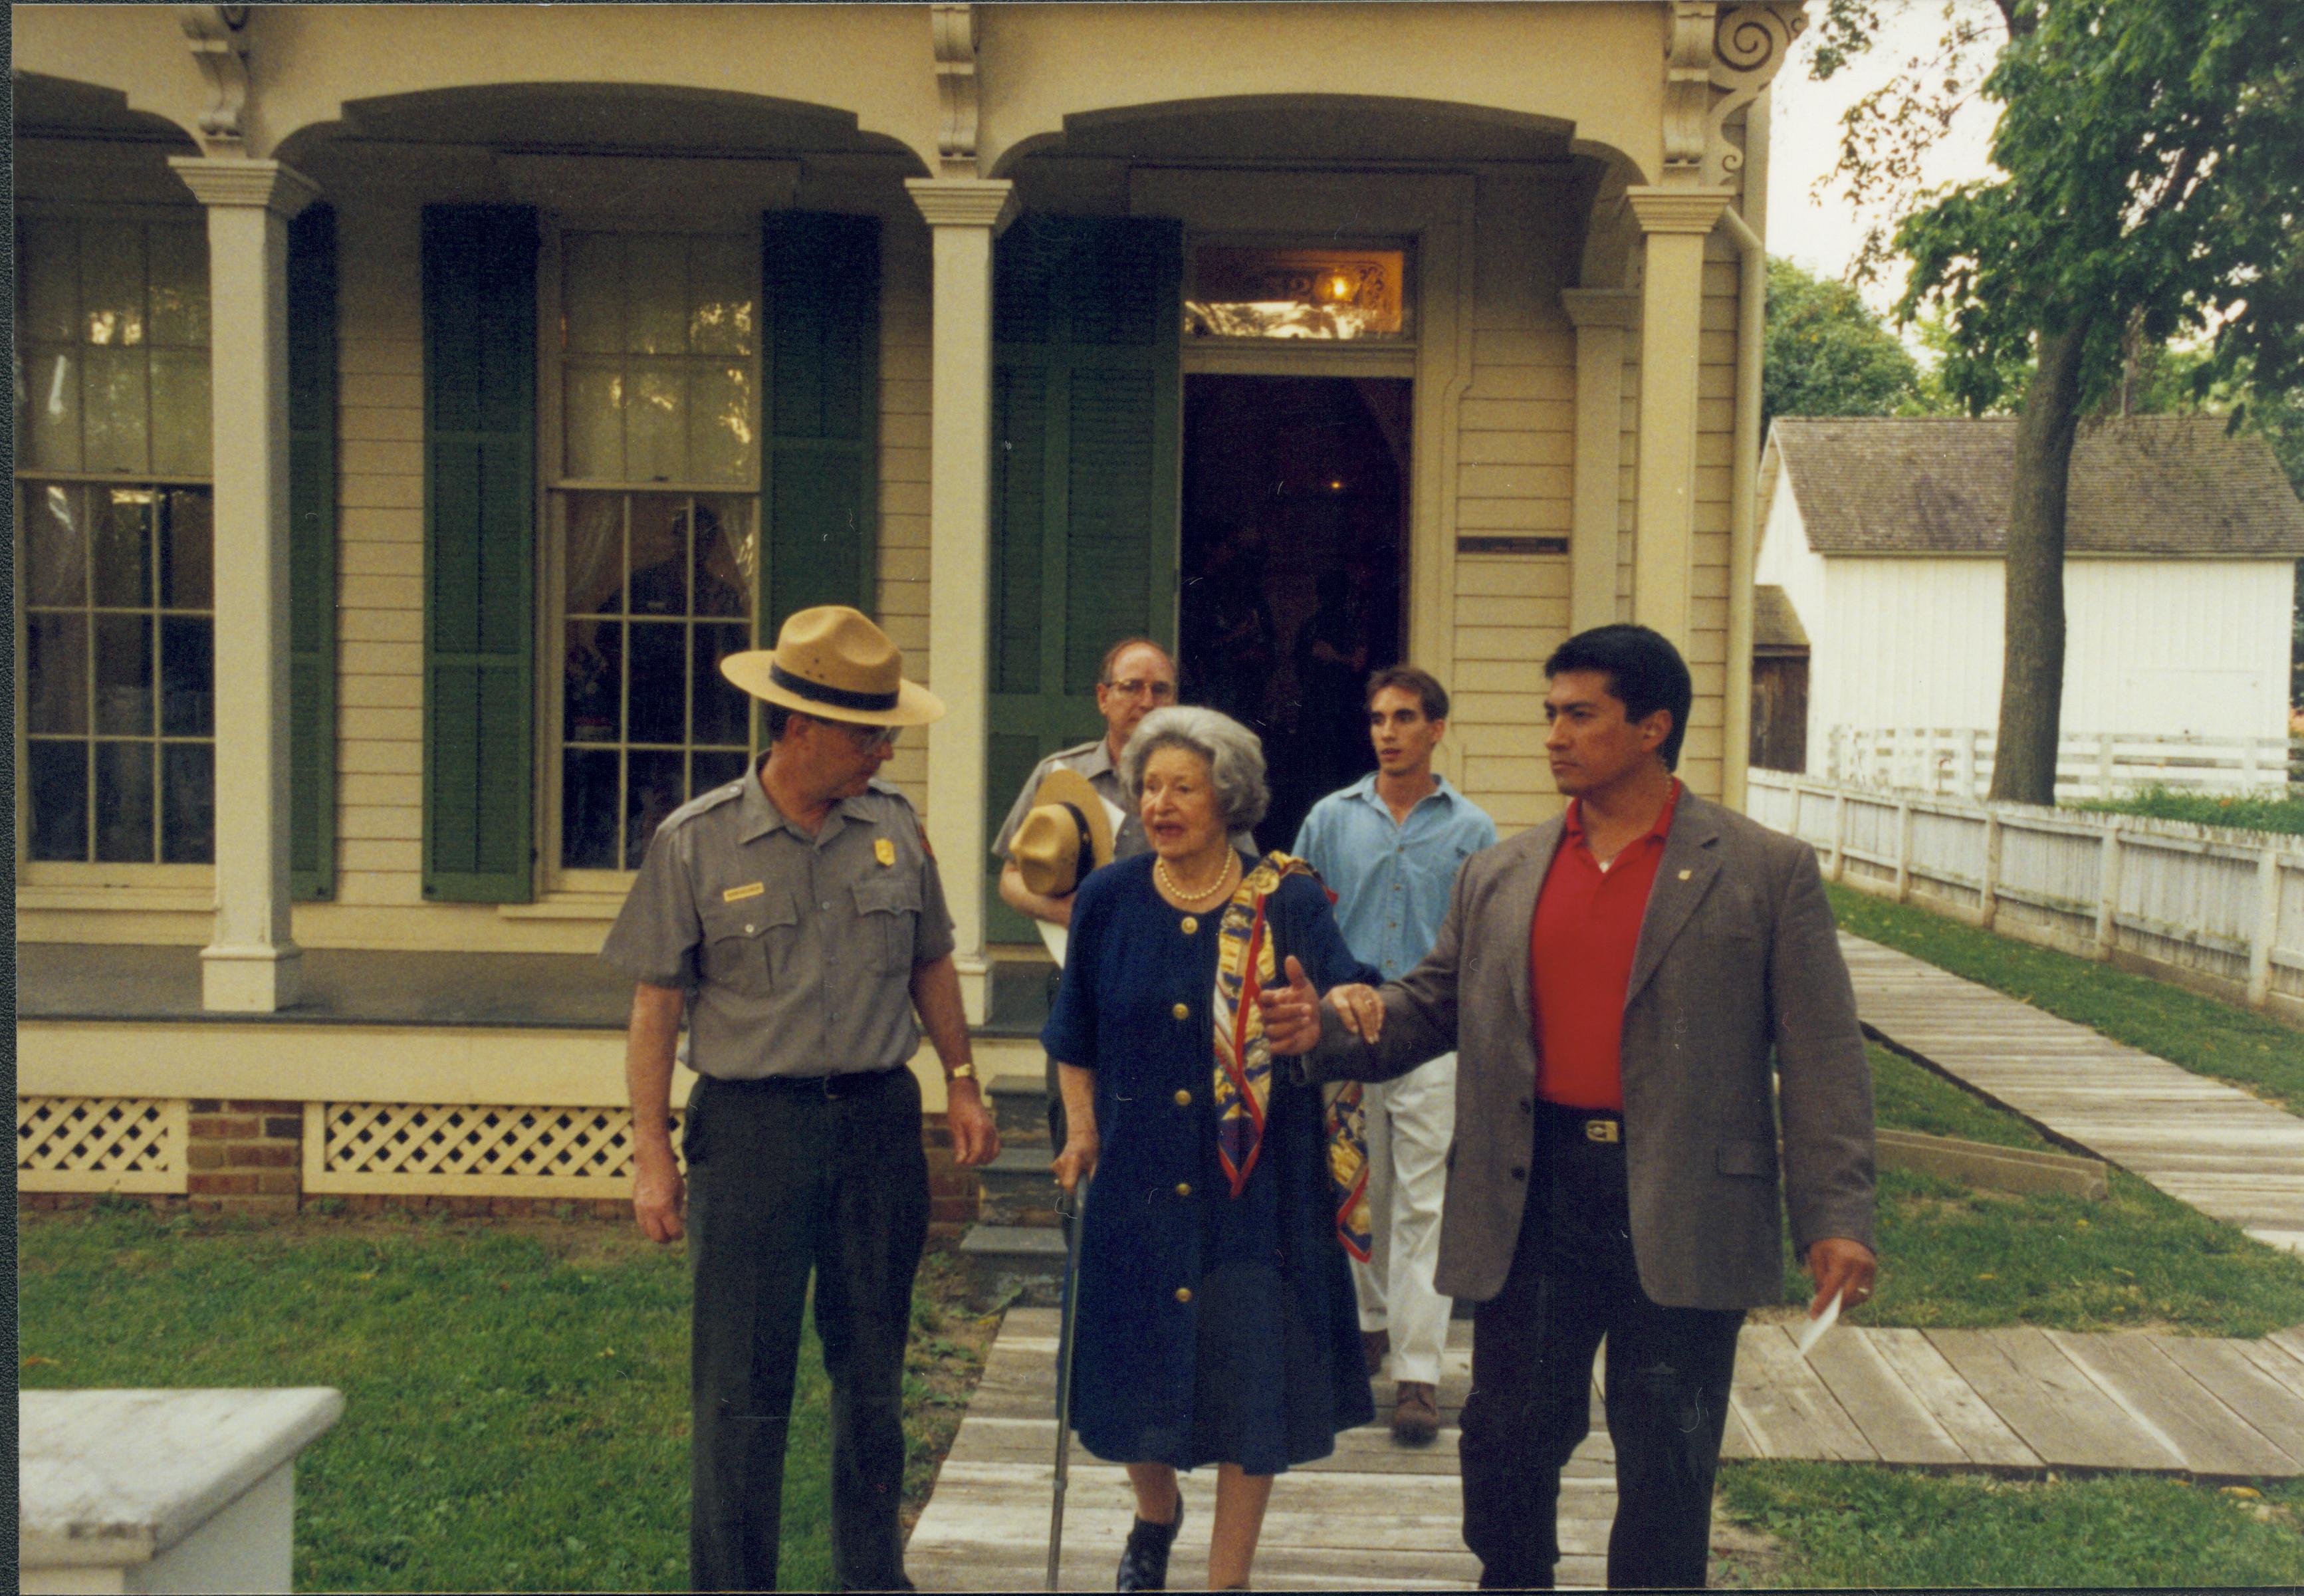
<box><xmin>1262</xmin><ymin>624</ymin><xmax>1876</xmax><ymax>1590</ymax></box>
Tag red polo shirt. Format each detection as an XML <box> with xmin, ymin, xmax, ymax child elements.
<box><xmin>1530</xmin><ymin>780</ymin><xmax>1680</xmax><ymax>1109</ymax></box>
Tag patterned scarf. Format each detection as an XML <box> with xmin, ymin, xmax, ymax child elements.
<box><xmin>1210</xmin><ymin>852</ymin><xmax>1374</xmax><ymax>1262</ymax></box>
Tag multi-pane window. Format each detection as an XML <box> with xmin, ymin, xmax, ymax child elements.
<box><xmin>21</xmin><ymin>485</ymin><xmax>216</xmax><ymax>862</ymax></box>
<box><xmin>559</xmin><ymin>493</ymin><xmax>759</xmax><ymax>869</ymax></box>
<box><xmin>15</xmin><ymin>215</ymin><xmax>215</xmax><ymax>865</ymax></box>
<box><xmin>554</xmin><ymin>231</ymin><xmax>761</xmax><ymax>873</ymax></box>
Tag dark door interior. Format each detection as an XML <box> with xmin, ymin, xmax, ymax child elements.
<box><xmin>1180</xmin><ymin>375</ymin><xmax>1410</xmax><ymax>852</ymax></box>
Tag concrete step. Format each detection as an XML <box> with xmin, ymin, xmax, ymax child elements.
<box><xmin>978</xmin><ymin>1146</ymin><xmax>1064</xmax><ymax>1228</ymax></box>
<box><xmin>955</xmin><ymin>1222</ymin><xmax>1070</xmax><ymax>1309</ymax></box>
<box><xmin>986</xmin><ymin>1073</ymin><xmax>1056</xmax><ymax>1142</ymax></box>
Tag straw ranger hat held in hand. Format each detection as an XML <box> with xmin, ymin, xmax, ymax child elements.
<box><xmin>719</xmin><ymin>605</ymin><xmax>945</xmax><ymax>726</ymax></box>
<box><xmin>1009</xmin><ymin>766</ymin><xmax>1115</xmax><ymax>897</ymax></box>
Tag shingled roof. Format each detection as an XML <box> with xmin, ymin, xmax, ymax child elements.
<box><xmin>1770</xmin><ymin>415</ymin><xmax>2304</xmax><ymax>557</ymax></box>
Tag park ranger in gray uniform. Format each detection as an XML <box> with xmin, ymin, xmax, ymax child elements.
<box><xmin>603</xmin><ymin>605</ymin><xmax>999</xmax><ymax>1594</ymax></box>
<box><xmin>990</xmin><ymin>635</ymin><xmax>1179</xmax><ymax>923</ymax></box>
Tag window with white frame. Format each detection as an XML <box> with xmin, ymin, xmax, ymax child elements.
<box><xmin>550</xmin><ymin>229</ymin><xmax>762</xmax><ymax>875</ymax></box>
<box><xmin>15</xmin><ymin>214</ymin><xmax>217</xmax><ymax>865</ymax></box>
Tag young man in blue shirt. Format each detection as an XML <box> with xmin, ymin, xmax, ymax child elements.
<box><xmin>1292</xmin><ymin>665</ymin><xmax>1497</xmax><ymax>1444</ymax></box>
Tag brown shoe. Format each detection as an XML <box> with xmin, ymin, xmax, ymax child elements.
<box><xmin>1391</xmin><ymin>1381</ymin><xmax>1439</xmax><ymax>1446</ymax></box>
<box><xmin>1361</xmin><ymin>1328</ymin><xmax>1391</xmax><ymax>1379</ymax></box>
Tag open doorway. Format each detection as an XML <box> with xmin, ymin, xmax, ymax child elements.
<box><xmin>1180</xmin><ymin>376</ymin><xmax>1411</xmax><ymax>852</ymax></box>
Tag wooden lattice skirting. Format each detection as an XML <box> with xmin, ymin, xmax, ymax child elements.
<box><xmin>304</xmin><ymin>1102</ymin><xmax>687</xmax><ymax>1199</ymax></box>
<box><xmin>18</xmin><ymin>1097</ymin><xmax>189</xmax><ymax>1193</ymax></box>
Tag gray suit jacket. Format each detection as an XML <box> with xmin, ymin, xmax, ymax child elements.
<box><xmin>1301</xmin><ymin>790</ymin><xmax>1875</xmax><ymax>1310</ymax></box>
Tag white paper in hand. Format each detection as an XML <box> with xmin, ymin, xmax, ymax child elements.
<box><xmin>1794</xmin><ymin>1290</ymin><xmax>1841</xmax><ymax>1359</ymax></box>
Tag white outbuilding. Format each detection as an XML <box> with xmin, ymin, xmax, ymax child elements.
<box><xmin>1751</xmin><ymin>415</ymin><xmax>2304</xmax><ymax>788</ymax></box>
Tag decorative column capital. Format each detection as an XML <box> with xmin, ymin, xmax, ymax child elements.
<box><xmin>1625</xmin><ymin>187</ymin><xmax>1734</xmax><ymax>237</ymax></box>
<box><xmin>168</xmin><ymin>156</ymin><xmax>320</xmax><ymax>218</ymax></box>
<box><xmin>1561</xmin><ymin>288</ymin><xmax>1639</xmax><ymax>330</ymax></box>
<box><xmin>904</xmin><ymin>177</ymin><xmax>1018</xmax><ymax>235</ymax></box>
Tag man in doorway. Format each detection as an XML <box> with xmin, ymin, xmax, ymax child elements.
<box><xmin>603</xmin><ymin>605</ymin><xmax>1001</xmax><ymax>1593</ymax></box>
<box><xmin>992</xmin><ymin>637</ymin><xmax>1179</xmax><ymax>927</ymax></box>
<box><xmin>1291</xmin><ymin>665</ymin><xmax>1496</xmax><ymax>1447</ymax></box>
<box><xmin>1260</xmin><ymin>624</ymin><xmax>1876</xmax><ymax>1589</ymax></box>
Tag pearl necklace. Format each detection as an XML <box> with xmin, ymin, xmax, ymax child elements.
<box><xmin>1156</xmin><ymin>852</ymin><xmax>1236</xmax><ymax>905</ymax></box>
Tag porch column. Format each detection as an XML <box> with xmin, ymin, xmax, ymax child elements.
<box><xmin>1560</xmin><ymin>288</ymin><xmax>1638</xmax><ymax>634</ymax></box>
<box><xmin>170</xmin><ymin>157</ymin><xmax>320</xmax><ymax>1013</ymax></box>
<box><xmin>1623</xmin><ymin>189</ymin><xmax>1731</xmax><ymax>649</ymax></box>
<box><xmin>905</xmin><ymin>177</ymin><xmax>1018</xmax><ymax>1024</ymax></box>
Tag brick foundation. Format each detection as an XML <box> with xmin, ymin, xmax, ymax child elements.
<box><xmin>923</xmin><ymin>1111</ymin><xmax>984</xmax><ymax>1244</ymax></box>
<box><xmin>186</xmin><ymin>1099</ymin><xmax>302</xmax><ymax>1216</ymax></box>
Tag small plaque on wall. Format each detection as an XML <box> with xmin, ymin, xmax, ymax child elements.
<box><xmin>1456</xmin><ymin>536</ymin><xmax>1568</xmax><ymax>556</ymax></box>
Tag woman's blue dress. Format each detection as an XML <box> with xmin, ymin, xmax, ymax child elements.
<box><xmin>1042</xmin><ymin>852</ymin><xmax>1380</xmax><ymax>1474</ymax></box>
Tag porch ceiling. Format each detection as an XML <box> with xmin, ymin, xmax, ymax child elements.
<box><xmin>1033</xmin><ymin>97</ymin><xmax>1579</xmax><ymax>170</ymax></box>
<box><xmin>13</xmin><ymin>71</ymin><xmax>197</xmax><ymax>148</ymax></box>
<box><xmin>318</xmin><ymin>82</ymin><xmax>917</xmax><ymax>164</ymax></box>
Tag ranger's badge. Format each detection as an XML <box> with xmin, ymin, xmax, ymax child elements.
<box><xmin>874</xmin><ymin>837</ymin><xmax>897</xmax><ymax>867</ymax></box>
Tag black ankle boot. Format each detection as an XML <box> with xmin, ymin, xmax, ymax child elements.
<box><xmin>1116</xmin><ymin>1497</ymin><xmax>1183</xmax><ymax>1591</ymax></box>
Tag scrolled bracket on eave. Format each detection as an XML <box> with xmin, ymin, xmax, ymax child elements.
<box><xmin>1706</xmin><ymin>3</ymin><xmax>1807</xmax><ymax>188</ymax></box>
<box><xmin>931</xmin><ymin>3</ymin><xmax>981</xmax><ymax>181</ymax></box>
<box><xmin>179</xmin><ymin>4</ymin><xmax>253</xmax><ymax>157</ymax></box>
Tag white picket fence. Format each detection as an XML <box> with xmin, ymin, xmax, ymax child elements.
<box><xmin>1746</xmin><ymin>768</ymin><xmax>2304</xmax><ymax>1022</ymax></box>
<box><xmin>1821</xmin><ymin>727</ymin><xmax>2301</xmax><ymax>800</ymax></box>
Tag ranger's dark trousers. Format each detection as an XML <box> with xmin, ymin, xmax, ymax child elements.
<box><xmin>1458</xmin><ymin>1107</ymin><xmax>1745</xmax><ymax>1590</ymax></box>
<box><xmin>685</xmin><ymin>1067</ymin><xmax>929</xmax><ymax>1593</ymax></box>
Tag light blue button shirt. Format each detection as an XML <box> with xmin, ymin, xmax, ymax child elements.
<box><xmin>1292</xmin><ymin>774</ymin><xmax>1498</xmax><ymax>981</ymax></box>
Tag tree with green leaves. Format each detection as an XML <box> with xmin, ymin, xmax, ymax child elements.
<box><xmin>1762</xmin><ymin>257</ymin><xmax>1926</xmax><ymax>432</ymax></box>
<box><xmin>1814</xmin><ymin>0</ymin><xmax>2304</xmax><ymax>804</ymax></box>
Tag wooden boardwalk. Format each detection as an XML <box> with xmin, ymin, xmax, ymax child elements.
<box><xmin>912</xmin><ymin>938</ymin><xmax>2304</xmax><ymax>1588</ymax></box>
<box><xmin>1841</xmin><ymin>933</ymin><xmax>2304</xmax><ymax>1255</ymax></box>
<box><xmin>907</xmin><ymin>1313</ymin><xmax>2304</xmax><ymax>1590</ymax></box>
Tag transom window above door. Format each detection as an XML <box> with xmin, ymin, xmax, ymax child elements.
<box><xmin>1186</xmin><ymin>246</ymin><xmax>1410</xmax><ymax>342</ymax></box>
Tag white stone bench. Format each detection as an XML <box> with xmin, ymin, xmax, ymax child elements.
<box><xmin>20</xmin><ymin>1388</ymin><xmax>344</xmax><ymax>1595</ymax></box>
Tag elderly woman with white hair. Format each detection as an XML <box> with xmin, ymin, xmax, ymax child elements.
<box><xmin>1045</xmin><ymin>705</ymin><xmax>1379</xmax><ymax>1591</ymax></box>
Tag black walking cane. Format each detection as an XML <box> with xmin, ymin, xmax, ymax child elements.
<box><xmin>1047</xmin><ymin>1172</ymin><xmax>1090</xmax><ymax>1591</ymax></box>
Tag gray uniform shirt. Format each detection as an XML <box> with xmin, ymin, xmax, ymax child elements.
<box><xmin>601</xmin><ymin>768</ymin><xmax>957</xmax><ymax>1080</ymax></box>
<box><xmin>992</xmin><ymin>737</ymin><xmax>1256</xmax><ymax>867</ymax></box>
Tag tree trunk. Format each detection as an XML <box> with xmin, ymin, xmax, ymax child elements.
<box><xmin>1989</xmin><ymin>322</ymin><xmax>2088</xmax><ymax>806</ymax></box>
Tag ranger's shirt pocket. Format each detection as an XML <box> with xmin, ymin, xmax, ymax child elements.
<box><xmin>699</xmin><ymin>894</ymin><xmax>796</xmax><ymax>995</ymax></box>
<box><xmin>853</xmin><ymin>874</ymin><xmax>924</xmax><ymax>973</ymax></box>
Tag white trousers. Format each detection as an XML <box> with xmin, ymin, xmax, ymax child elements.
<box><xmin>1351</xmin><ymin>1053</ymin><xmax>1457</xmax><ymax>1386</ymax></box>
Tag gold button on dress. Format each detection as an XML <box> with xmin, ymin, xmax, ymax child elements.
<box><xmin>1173</xmin><ymin>1088</ymin><xmax>1192</xmax><ymax>1107</ymax></box>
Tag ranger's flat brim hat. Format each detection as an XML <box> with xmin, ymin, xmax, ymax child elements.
<box><xmin>1010</xmin><ymin>766</ymin><xmax>1116</xmax><ymax>897</ymax></box>
<box><xmin>721</xmin><ymin>605</ymin><xmax>945</xmax><ymax>728</ymax></box>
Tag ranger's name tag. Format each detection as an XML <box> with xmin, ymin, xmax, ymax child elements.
<box><xmin>723</xmin><ymin>881</ymin><xmax>766</xmax><ymax>903</ymax></box>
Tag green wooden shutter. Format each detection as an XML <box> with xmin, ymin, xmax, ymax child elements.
<box><xmin>421</xmin><ymin>205</ymin><xmax>536</xmax><ymax>902</ymax></box>
<box><xmin>761</xmin><ymin>211</ymin><xmax>880</xmax><ymax>631</ymax></box>
<box><xmin>986</xmin><ymin>214</ymin><xmax>1182</xmax><ymax>940</ymax></box>
<box><xmin>288</xmin><ymin>203</ymin><xmax>338</xmax><ymax>901</ymax></box>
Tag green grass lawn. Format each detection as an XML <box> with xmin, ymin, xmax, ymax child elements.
<box><xmin>2072</xmin><ymin>782</ymin><xmax>2304</xmax><ymax>838</ymax></box>
<box><xmin>1776</xmin><ymin>1045</ymin><xmax>2304</xmax><ymax>1335</ymax></box>
<box><xmin>1716</xmin><ymin>1463</ymin><xmax>2304</xmax><ymax>1589</ymax></box>
<box><xmin>1829</xmin><ymin>881</ymin><xmax>2304</xmax><ymax>1116</ymax></box>
<box><xmin>17</xmin><ymin>1204</ymin><xmax>987</xmax><ymax>1592</ymax></box>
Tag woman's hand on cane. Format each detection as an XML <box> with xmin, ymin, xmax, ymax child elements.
<box><xmin>1053</xmin><ymin>1129</ymin><xmax>1100</xmax><ymax>1195</ymax></box>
